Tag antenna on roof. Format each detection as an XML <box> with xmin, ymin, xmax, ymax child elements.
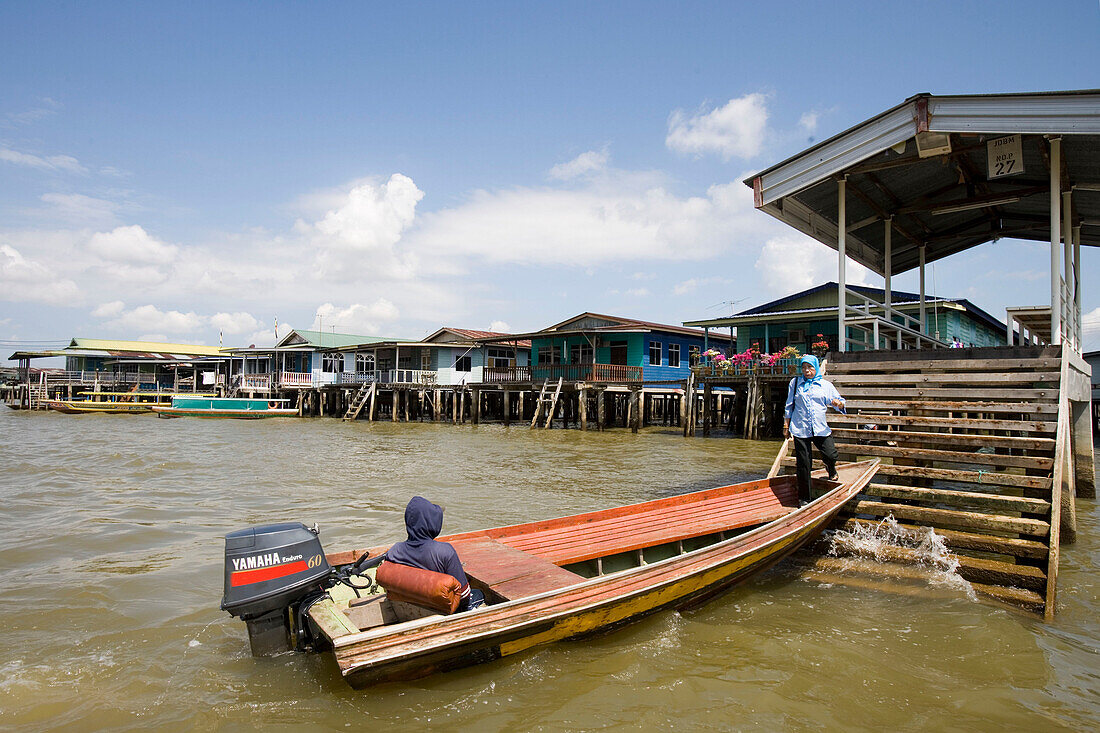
<box><xmin>707</xmin><ymin>298</ymin><xmax>748</xmax><ymax>315</ymax></box>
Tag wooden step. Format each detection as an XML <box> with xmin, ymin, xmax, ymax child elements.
<box><xmin>798</xmin><ymin>555</ymin><xmax>1045</xmax><ymax>614</ymax></box>
<box><xmin>841</xmin><ymin>399</ymin><xmax>1058</xmax><ymax>415</ymax></box>
<box><xmin>967</xmin><ymin>581</ymin><xmax>1046</xmax><ymax>614</ymax></box>
<box><xmin>829</xmin><ymin>412</ymin><xmax>1055</xmax><ymax>433</ymax></box>
<box><xmin>838</xmin><ymin>517</ymin><xmax>1049</xmax><ymax>560</ymax></box>
<box><xmin>828</xmin><ymin>428</ymin><xmax>1055</xmax><ymax>452</ymax></box>
<box><xmin>845</xmin><ymin>500</ymin><xmax>1051</xmax><ymax>536</ymax></box>
<box><xmin>868</xmin><ymin>464</ymin><xmax>1052</xmax><ymax>491</ymax></box>
<box><xmin>779</xmin><ymin>458</ymin><xmax>1052</xmax><ymax>491</ymax></box>
<box><xmin>836</xmin><ymin>386</ymin><xmax>1058</xmax><ymax>401</ymax></box>
<box><xmin>826</xmin><ymin>356</ymin><xmax>1061</xmax><ymax>373</ymax></box>
<box><xmin>828</xmin><ymin>371</ymin><xmax>1060</xmax><ymax>386</ymax></box>
<box><xmin>826</xmin><ymin>538</ymin><xmax>1047</xmax><ymax>592</ymax></box>
<box><xmin>857</xmin><ymin>483</ymin><xmax>1052</xmax><ymax>514</ymax></box>
<box><xmin>832</xmin><ymin>444</ymin><xmax>1053</xmax><ymax>471</ymax></box>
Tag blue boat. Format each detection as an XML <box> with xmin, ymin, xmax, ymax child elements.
<box><xmin>153</xmin><ymin>397</ymin><xmax>298</xmax><ymax>419</ymax></box>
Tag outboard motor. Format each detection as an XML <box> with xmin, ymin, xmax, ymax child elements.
<box><xmin>220</xmin><ymin>522</ymin><xmax>334</xmax><ymax>656</ymax></box>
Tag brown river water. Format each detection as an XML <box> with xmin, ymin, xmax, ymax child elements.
<box><xmin>1</xmin><ymin>407</ymin><xmax>1098</xmax><ymax>732</ymax></box>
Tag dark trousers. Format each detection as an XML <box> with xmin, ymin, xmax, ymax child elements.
<box><xmin>793</xmin><ymin>435</ymin><xmax>838</xmax><ymax>501</ymax></box>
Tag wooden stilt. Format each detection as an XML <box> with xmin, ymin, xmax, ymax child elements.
<box><xmin>703</xmin><ymin>382</ymin><xmax>713</xmax><ymax>437</ymax></box>
<box><xmin>579</xmin><ymin>386</ymin><xmax>588</xmax><ymax>431</ymax></box>
<box><xmin>597</xmin><ymin>389</ymin><xmax>605</xmax><ymax>431</ymax></box>
<box><xmin>472</xmin><ymin>389</ymin><xmax>480</xmax><ymax>425</ymax></box>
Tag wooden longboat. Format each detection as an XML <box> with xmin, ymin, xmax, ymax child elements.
<box><xmin>312</xmin><ymin>460</ymin><xmax>879</xmax><ymax>687</ymax></box>
<box><xmin>47</xmin><ymin>391</ymin><xmax>216</xmax><ymax>414</ymax></box>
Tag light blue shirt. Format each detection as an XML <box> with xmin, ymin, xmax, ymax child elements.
<box><xmin>784</xmin><ymin>378</ymin><xmax>844</xmax><ymax>438</ymax></box>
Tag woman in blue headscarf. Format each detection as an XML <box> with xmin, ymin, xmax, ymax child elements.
<box><xmin>783</xmin><ymin>354</ymin><xmax>845</xmax><ymax>501</ymax></box>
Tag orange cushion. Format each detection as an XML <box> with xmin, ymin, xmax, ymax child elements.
<box><xmin>376</xmin><ymin>560</ymin><xmax>462</xmax><ymax>615</ymax></box>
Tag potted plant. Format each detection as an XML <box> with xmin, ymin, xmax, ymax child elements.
<box><xmin>811</xmin><ymin>334</ymin><xmax>829</xmax><ymax>359</ymax></box>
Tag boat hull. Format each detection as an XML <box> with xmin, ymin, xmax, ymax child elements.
<box><xmin>153</xmin><ymin>407</ymin><xmax>298</xmax><ymax>419</ymax></box>
<box><xmin>48</xmin><ymin>400</ymin><xmax>155</xmax><ymax>414</ymax></box>
<box><xmin>328</xmin><ymin>460</ymin><xmax>879</xmax><ymax>687</ymax></box>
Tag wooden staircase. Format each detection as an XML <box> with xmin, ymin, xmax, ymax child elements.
<box><xmin>343</xmin><ymin>382</ymin><xmax>377</xmax><ymax>421</ymax></box>
<box><xmin>776</xmin><ymin>346</ymin><xmax>1079</xmax><ymax>618</ymax></box>
<box><xmin>530</xmin><ymin>378</ymin><xmax>563</xmax><ymax>429</ymax></box>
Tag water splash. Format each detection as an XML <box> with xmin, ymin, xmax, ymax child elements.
<box><xmin>827</xmin><ymin>514</ymin><xmax>977</xmax><ymax>600</ymax></box>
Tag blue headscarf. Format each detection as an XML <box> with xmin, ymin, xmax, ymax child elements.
<box><xmin>798</xmin><ymin>354</ymin><xmax>823</xmax><ymax>391</ymax></box>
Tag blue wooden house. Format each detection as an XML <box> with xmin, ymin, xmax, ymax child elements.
<box><xmin>506</xmin><ymin>312</ymin><xmax>711</xmax><ymax>383</ymax></box>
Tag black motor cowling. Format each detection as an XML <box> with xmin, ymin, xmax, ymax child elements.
<box><xmin>221</xmin><ymin>522</ymin><xmax>333</xmax><ymax>655</ymax></box>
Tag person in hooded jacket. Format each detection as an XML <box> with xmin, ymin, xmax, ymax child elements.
<box><xmin>783</xmin><ymin>354</ymin><xmax>845</xmax><ymax>502</ymax></box>
<box><xmin>385</xmin><ymin>496</ymin><xmax>485</xmax><ymax>611</ymax></box>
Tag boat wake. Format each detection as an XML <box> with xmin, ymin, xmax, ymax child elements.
<box><xmin>826</xmin><ymin>515</ymin><xmax>977</xmax><ymax>600</ymax></box>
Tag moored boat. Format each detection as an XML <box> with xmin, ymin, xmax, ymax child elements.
<box><xmin>46</xmin><ymin>391</ymin><xmax>216</xmax><ymax>414</ymax></box>
<box><xmin>220</xmin><ymin>460</ymin><xmax>879</xmax><ymax>687</ymax></box>
<box><xmin>154</xmin><ymin>396</ymin><xmax>298</xmax><ymax>418</ymax></box>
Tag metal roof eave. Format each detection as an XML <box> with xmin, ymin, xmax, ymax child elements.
<box><xmin>746</xmin><ymin>91</ymin><xmax>1100</xmax><ymax>209</ymax></box>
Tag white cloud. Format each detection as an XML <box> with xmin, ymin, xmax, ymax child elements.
<box><xmin>210</xmin><ymin>311</ymin><xmax>261</xmax><ymax>335</ymax></box>
<box><xmin>0</xmin><ymin>244</ymin><xmax>81</xmax><ymax>304</ymax></box>
<box><xmin>673</xmin><ymin>276</ymin><xmax>733</xmax><ymax>296</ymax></box>
<box><xmin>1083</xmin><ymin>307</ymin><xmax>1100</xmax><ymax>351</ymax></box>
<box><xmin>0</xmin><ymin>147</ymin><xmax>86</xmax><ymax>174</ymax></box>
<box><xmin>103</xmin><ymin>304</ymin><xmax>205</xmax><ymax>334</ymax></box>
<box><xmin>666</xmin><ymin>93</ymin><xmax>769</xmax><ymax>160</ymax></box>
<box><xmin>754</xmin><ymin>235</ymin><xmax>871</xmax><ymax>295</ymax></box>
<box><xmin>407</xmin><ymin>174</ymin><xmax>763</xmax><ymax>268</ymax></box>
<box><xmin>488</xmin><ymin>320</ymin><xmax>510</xmax><ymax>333</ymax></box>
<box><xmin>37</xmin><ymin>193</ymin><xmax>120</xmax><ymax>226</ymax></box>
<box><xmin>799</xmin><ymin>111</ymin><xmax>819</xmax><ymax>134</ymax></box>
<box><xmin>311</xmin><ymin>300</ymin><xmax>400</xmax><ymax>336</ymax></box>
<box><xmin>308</xmin><ymin>174</ymin><xmax>423</xmax><ymax>282</ymax></box>
<box><xmin>92</xmin><ymin>300</ymin><xmax>125</xmax><ymax>318</ymax></box>
<box><xmin>548</xmin><ymin>150</ymin><xmax>609</xmax><ymax>180</ymax></box>
<box><xmin>87</xmin><ymin>225</ymin><xmax>177</xmax><ymax>265</ymax></box>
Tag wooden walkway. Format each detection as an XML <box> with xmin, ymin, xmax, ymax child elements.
<box><xmin>772</xmin><ymin>345</ymin><xmax>1095</xmax><ymax>619</ymax></box>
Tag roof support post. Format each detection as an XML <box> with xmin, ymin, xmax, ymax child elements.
<box><xmin>1050</xmin><ymin>137</ymin><xmax>1062</xmax><ymax>345</ymax></box>
<box><xmin>703</xmin><ymin>327</ymin><xmax>709</xmax><ymax>352</ymax></box>
<box><xmin>1063</xmin><ymin>189</ymin><xmax>1073</xmax><ymax>349</ymax></box>
<box><xmin>1073</xmin><ymin>224</ymin><xmax>1082</xmax><ymax>346</ymax></box>
<box><xmin>919</xmin><ymin>244</ymin><xmax>927</xmax><ymax>342</ymax></box>
<box><xmin>837</xmin><ymin>177</ymin><xmax>847</xmax><ymax>353</ymax></box>
<box><xmin>884</xmin><ymin>217</ymin><xmax>892</xmax><ymax>320</ymax></box>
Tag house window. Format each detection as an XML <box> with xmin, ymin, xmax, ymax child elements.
<box><xmin>488</xmin><ymin>347</ymin><xmax>511</xmax><ymax>368</ymax></box>
<box><xmin>649</xmin><ymin>341</ymin><xmax>661</xmax><ymax>365</ymax></box>
<box><xmin>689</xmin><ymin>345</ymin><xmax>700</xmax><ymax>366</ymax></box>
<box><xmin>454</xmin><ymin>355</ymin><xmax>472</xmax><ymax>372</ymax></box>
<box><xmin>322</xmin><ymin>352</ymin><xmax>342</xmax><ymax>373</ymax></box>
<box><xmin>355</xmin><ymin>353</ymin><xmax>375</xmax><ymax>372</ymax></box>
<box><xmin>668</xmin><ymin>343</ymin><xmax>681</xmax><ymax>368</ymax></box>
<box><xmin>768</xmin><ymin>336</ymin><xmax>787</xmax><ymax>353</ymax></box>
<box><xmin>421</xmin><ymin>353</ymin><xmax>432</xmax><ymax>371</ymax></box>
<box><xmin>570</xmin><ymin>343</ymin><xmax>594</xmax><ymax>364</ymax></box>
<box><xmin>538</xmin><ymin>346</ymin><xmax>562</xmax><ymax>364</ymax></box>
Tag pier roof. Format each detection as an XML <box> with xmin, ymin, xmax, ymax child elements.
<box><xmin>744</xmin><ymin>89</ymin><xmax>1100</xmax><ymax>275</ymax></box>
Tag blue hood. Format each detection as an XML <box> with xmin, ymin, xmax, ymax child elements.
<box><xmin>403</xmin><ymin>496</ymin><xmax>444</xmax><ymax>543</ymax></box>
<box><xmin>798</xmin><ymin>354</ymin><xmax>823</xmax><ymax>389</ymax></box>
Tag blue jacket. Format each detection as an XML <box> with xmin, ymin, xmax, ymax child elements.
<box><xmin>784</xmin><ymin>377</ymin><xmax>844</xmax><ymax>438</ymax></box>
<box><xmin>386</xmin><ymin>496</ymin><xmax>470</xmax><ymax>599</ymax></box>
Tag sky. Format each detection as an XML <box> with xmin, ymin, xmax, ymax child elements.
<box><xmin>2</xmin><ymin>1</ymin><xmax>1099</xmax><ymax>362</ymax></box>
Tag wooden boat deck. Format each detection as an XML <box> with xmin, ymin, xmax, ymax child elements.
<box><xmin>450</xmin><ymin>538</ymin><xmax>585</xmax><ymax>600</ymax></box>
<box><xmin>448</xmin><ymin>479</ymin><xmax>798</xmax><ymax>567</ymax></box>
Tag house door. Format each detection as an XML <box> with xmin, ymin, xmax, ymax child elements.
<box><xmin>609</xmin><ymin>341</ymin><xmax>628</xmax><ymax>366</ymax></box>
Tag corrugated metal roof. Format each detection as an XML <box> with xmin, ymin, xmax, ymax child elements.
<box><xmin>68</xmin><ymin>338</ymin><xmax>226</xmax><ymax>357</ymax></box>
<box><xmin>743</xmin><ymin>90</ymin><xmax>1100</xmax><ymax>276</ymax></box>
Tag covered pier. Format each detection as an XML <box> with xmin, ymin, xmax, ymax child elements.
<box><xmin>743</xmin><ymin>90</ymin><xmax>1098</xmax><ymax>617</ymax></box>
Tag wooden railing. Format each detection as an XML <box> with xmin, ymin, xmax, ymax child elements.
<box><xmin>336</xmin><ymin>369</ymin><xmax>437</xmax><ymax>385</ymax></box>
<box><xmin>482</xmin><ymin>366</ymin><xmax>532</xmax><ymax>383</ymax></box>
<box><xmin>240</xmin><ymin>374</ymin><xmax>272</xmax><ymax>391</ymax></box>
<box><xmin>692</xmin><ymin>358</ymin><xmax>800</xmax><ymax>378</ymax></box>
<box><xmin>278</xmin><ymin>371</ymin><xmax>313</xmax><ymax>387</ymax></box>
<box><xmin>531</xmin><ymin>363</ymin><xmax>643</xmax><ymax>383</ymax></box>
